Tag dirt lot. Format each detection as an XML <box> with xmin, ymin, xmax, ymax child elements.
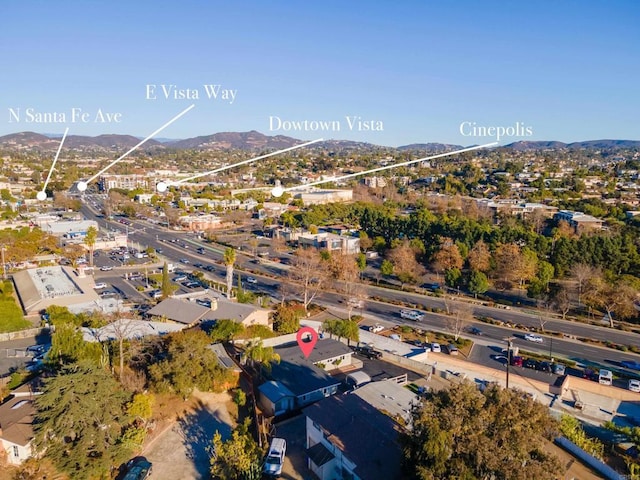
<box><xmin>143</xmin><ymin>390</ymin><xmax>235</xmax><ymax>480</ymax></box>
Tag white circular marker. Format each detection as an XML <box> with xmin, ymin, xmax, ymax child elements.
<box><xmin>77</xmin><ymin>181</ymin><xmax>87</xmax><ymax>192</ymax></box>
<box><xmin>156</xmin><ymin>182</ymin><xmax>168</xmax><ymax>193</ymax></box>
<box><xmin>36</xmin><ymin>191</ymin><xmax>47</xmax><ymax>201</ymax></box>
<box><xmin>271</xmin><ymin>186</ymin><xmax>284</xmax><ymax>198</ymax></box>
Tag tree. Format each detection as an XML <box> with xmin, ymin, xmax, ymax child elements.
<box><xmin>224</xmin><ymin>247</ymin><xmax>236</xmax><ymax>300</ymax></box>
<box><xmin>401</xmin><ymin>382</ymin><xmax>562</xmax><ymax>480</ymax></box>
<box><xmin>324</xmin><ymin>319</ymin><xmax>359</xmax><ymax>345</ymax></box>
<box><xmin>444</xmin><ymin>267</ymin><xmax>462</xmax><ymax>289</ymax></box>
<box><xmin>272</xmin><ymin>303</ymin><xmax>304</xmax><ymax>334</ymax></box>
<box><xmin>84</xmin><ymin>226</ymin><xmax>97</xmax><ymax>267</ymax></box>
<box><xmin>161</xmin><ymin>261</ymin><xmax>174</xmax><ymax>299</ymax></box>
<box><xmin>584</xmin><ymin>275</ymin><xmax>638</xmax><ymax>327</ymax></box>
<box><xmin>127</xmin><ymin>392</ymin><xmax>154</xmax><ymax>429</ymax></box>
<box><xmin>380</xmin><ymin>259</ymin><xmax>394</xmax><ymax>279</ymax></box>
<box><xmin>446</xmin><ymin>304</ymin><xmax>473</xmax><ymax>341</ymax></box>
<box><xmin>148</xmin><ymin>330</ymin><xmax>234</xmax><ymax>398</ymax></box>
<box><xmin>47</xmin><ymin>322</ymin><xmax>104</xmax><ymax>367</ymax></box>
<box><xmin>387</xmin><ymin>240</ymin><xmax>425</xmax><ymax>289</ymax></box>
<box><xmin>468</xmin><ymin>270</ymin><xmax>489</xmax><ymax>298</ymax></box>
<box><xmin>34</xmin><ymin>363</ymin><xmax>136</xmax><ymax>479</ymax></box>
<box><xmin>431</xmin><ymin>240</ymin><xmax>463</xmax><ymax>277</ymax></box>
<box><xmin>288</xmin><ymin>247</ymin><xmax>327</xmax><ymax>311</ymax></box>
<box><xmin>210</xmin><ymin>418</ymin><xmax>262</xmax><ymax>480</ymax></box>
<box><xmin>552</xmin><ymin>285</ymin><xmax>572</xmax><ymax>320</ymax></box>
<box><xmin>210</xmin><ymin>318</ymin><xmax>245</xmax><ymax>343</ymax></box>
<box><xmin>241</xmin><ymin>339</ymin><xmax>280</xmax><ymax>375</ymax></box>
<box><xmin>467</xmin><ymin>240</ymin><xmax>491</xmax><ymax>273</ymax></box>
<box><xmin>569</xmin><ymin>263</ymin><xmax>597</xmax><ymax>305</ymax></box>
<box><xmin>493</xmin><ymin>243</ymin><xmax>536</xmax><ymax>289</ymax></box>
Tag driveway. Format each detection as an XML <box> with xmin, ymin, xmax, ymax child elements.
<box><xmin>144</xmin><ymin>391</ymin><xmax>234</xmax><ymax>480</ymax></box>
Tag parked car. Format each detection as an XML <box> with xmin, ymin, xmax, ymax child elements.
<box><xmin>100</xmin><ymin>265</ymin><xmax>113</xmax><ymax>271</ymax></box>
<box><xmin>524</xmin><ymin>333</ymin><xmax>544</xmax><ymax>343</ymax></box>
<box><xmin>430</xmin><ymin>342</ymin><xmax>442</xmax><ymax>353</ymax></box>
<box><xmin>629</xmin><ymin>379</ymin><xmax>640</xmax><ymax>393</ymax></box>
<box><xmin>552</xmin><ymin>363</ymin><xmax>566</xmax><ymax>375</ymax></box>
<box><xmin>446</xmin><ymin>344</ymin><xmax>459</xmax><ymax>355</ymax></box>
<box><xmin>263</xmin><ymin>438</ymin><xmax>286</xmax><ymax>477</ymax></box>
<box><xmin>246</xmin><ymin>276</ymin><xmax>258</xmax><ymax>284</ymax></box>
<box><xmin>510</xmin><ymin>356</ymin><xmax>523</xmax><ymax>367</ymax></box>
<box><xmin>422</xmin><ymin>282</ymin><xmax>441</xmax><ymax>291</ymax></box>
<box><xmin>369</xmin><ymin>324</ymin><xmax>384</xmax><ymax>333</ymax></box>
<box><xmin>179</xmin><ymin>258</ymin><xmax>190</xmax><ymax>264</ymax></box>
<box><xmin>524</xmin><ymin>358</ymin><xmax>539</xmax><ymax>369</ymax></box>
<box><xmin>93</xmin><ymin>282</ymin><xmax>108</xmax><ymax>290</ymax></box>
<box><xmin>537</xmin><ymin>361</ymin><xmax>552</xmax><ymax>373</ymax></box>
<box><xmin>123</xmin><ymin>457</ymin><xmax>152</xmax><ymax>480</ymax></box>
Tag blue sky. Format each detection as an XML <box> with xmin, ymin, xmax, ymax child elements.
<box><xmin>1</xmin><ymin>1</ymin><xmax>638</xmax><ymax>146</ymax></box>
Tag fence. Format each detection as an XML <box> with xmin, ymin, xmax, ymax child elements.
<box><xmin>0</xmin><ymin>327</ymin><xmax>52</xmax><ymax>343</ymax></box>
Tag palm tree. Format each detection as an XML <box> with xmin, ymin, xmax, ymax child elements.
<box><xmin>224</xmin><ymin>247</ymin><xmax>236</xmax><ymax>300</ymax></box>
<box><xmin>241</xmin><ymin>340</ymin><xmax>280</xmax><ymax>377</ymax></box>
<box><xmin>85</xmin><ymin>226</ymin><xmax>97</xmax><ymax>267</ymax></box>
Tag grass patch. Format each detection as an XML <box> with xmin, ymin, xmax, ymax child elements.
<box><xmin>0</xmin><ymin>281</ymin><xmax>29</xmax><ymax>333</ymax></box>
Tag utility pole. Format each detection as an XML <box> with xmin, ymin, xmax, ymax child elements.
<box><xmin>1</xmin><ymin>246</ymin><xmax>6</xmax><ymax>280</ymax></box>
<box><xmin>505</xmin><ymin>336</ymin><xmax>515</xmax><ymax>389</ymax></box>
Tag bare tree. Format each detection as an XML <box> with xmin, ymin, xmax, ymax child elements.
<box><xmin>446</xmin><ymin>304</ymin><xmax>474</xmax><ymax>341</ymax></box>
<box><xmin>552</xmin><ymin>285</ymin><xmax>572</xmax><ymax>320</ymax></box>
<box><xmin>569</xmin><ymin>263</ymin><xmax>597</xmax><ymax>305</ymax></box>
<box><xmin>289</xmin><ymin>247</ymin><xmax>327</xmax><ymax>311</ymax></box>
<box><xmin>536</xmin><ymin>297</ymin><xmax>551</xmax><ymax>332</ymax></box>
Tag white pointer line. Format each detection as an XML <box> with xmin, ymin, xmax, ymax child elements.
<box><xmin>170</xmin><ymin>138</ymin><xmax>324</xmax><ymax>185</ymax></box>
<box><xmin>86</xmin><ymin>104</ymin><xmax>195</xmax><ymax>184</ymax></box>
<box><xmin>42</xmin><ymin>127</ymin><xmax>69</xmax><ymax>193</ymax></box>
<box><xmin>280</xmin><ymin>142</ymin><xmax>498</xmax><ymax>193</ymax></box>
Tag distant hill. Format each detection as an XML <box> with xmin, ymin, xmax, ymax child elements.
<box><xmin>0</xmin><ymin>132</ymin><xmax>162</xmax><ymax>151</ymax></box>
<box><xmin>506</xmin><ymin>140</ymin><xmax>640</xmax><ymax>150</ymax></box>
<box><xmin>167</xmin><ymin>130</ymin><xmax>300</xmax><ymax>150</ymax></box>
<box><xmin>64</xmin><ymin>134</ymin><xmax>162</xmax><ymax>149</ymax></box>
<box><xmin>1</xmin><ymin>130</ymin><xmax>638</xmax><ymax>153</ymax></box>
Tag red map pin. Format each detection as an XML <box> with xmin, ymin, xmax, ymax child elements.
<box><xmin>296</xmin><ymin>326</ymin><xmax>318</xmax><ymax>358</ymax></box>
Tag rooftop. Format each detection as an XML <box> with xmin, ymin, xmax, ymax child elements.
<box><xmin>276</xmin><ymin>338</ymin><xmax>352</xmax><ymax>364</ymax></box>
<box><xmin>303</xmin><ymin>394</ymin><xmax>404</xmax><ymax>480</ymax></box>
<box><xmin>352</xmin><ymin>380</ymin><xmax>419</xmax><ymax>424</ymax></box>
<box><xmin>0</xmin><ymin>396</ymin><xmax>35</xmax><ymax>447</ymax></box>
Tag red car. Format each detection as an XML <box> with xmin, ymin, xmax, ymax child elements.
<box><xmin>510</xmin><ymin>356</ymin><xmax>523</xmax><ymax>367</ymax></box>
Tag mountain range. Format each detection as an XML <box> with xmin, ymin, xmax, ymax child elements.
<box><xmin>0</xmin><ymin>131</ymin><xmax>638</xmax><ymax>153</ymax></box>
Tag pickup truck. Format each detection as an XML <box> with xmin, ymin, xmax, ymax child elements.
<box><xmin>354</xmin><ymin>345</ymin><xmax>382</xmax><ymax>359</ymax></box>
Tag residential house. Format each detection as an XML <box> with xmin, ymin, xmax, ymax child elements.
<box><xmin>303</xmin><ymin>393</ymin><xmax>405</xmax><ymax>480</ymax></box>
<box><xmin>258</xmin><ymin>339</ymin><xmax>350</xmax><ymax>416</ymax></box>
<box><xmin>0</xmin><ymin>379</ymin><xmax>44</xmax><ymax>465</ymax></box>
<box><xmin>147</xmin><ymin>297</ymin><xmax>270</xmax><ymax>328</ymax></box>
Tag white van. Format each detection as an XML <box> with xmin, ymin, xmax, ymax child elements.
<box><xmin>263</xmin><ymin>437</ymin><xmax>286</xmax><ymax>477</ymax></box>
<box><xmin>598</xmin><ymin>369</ymin><xmax>613</xmax><ymax>385</ymax></box>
